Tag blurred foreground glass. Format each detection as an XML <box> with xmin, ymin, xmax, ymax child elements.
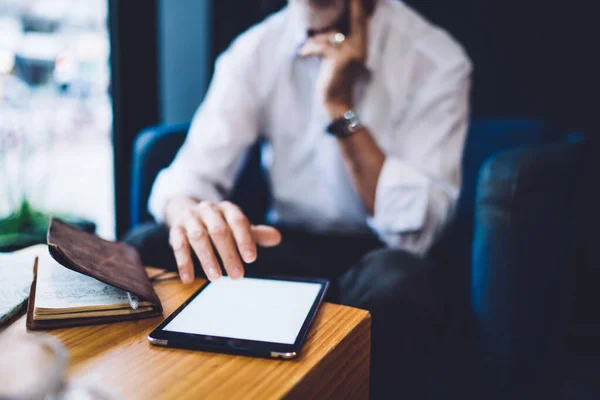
<box><xmin>0</xmin><ymin>331</ymin><xmax>67</xmax><ymax>399</ymax></box>
<box><xmin>0</xmin><ymin>331</ymin><xmax>115</xmax><ymax>400</ymax></box>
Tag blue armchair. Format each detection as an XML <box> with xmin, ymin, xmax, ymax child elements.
<box><xmin>468</xmin><ymin>138</ymin><xmax>597</xmax><ymax>400</ymax></box>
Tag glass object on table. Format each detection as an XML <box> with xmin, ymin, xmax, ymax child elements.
<box><xmin>0</xmin><ymin>330</ymin><xmax>118</xmax><ymax>400</ymax></box>
<box><xmin>0</xmin><ymin>330</ymin><xmax>67</xmax><ymax>399</ymax></box>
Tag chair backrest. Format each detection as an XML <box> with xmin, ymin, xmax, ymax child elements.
<box><xmin>431</xmin><ymin>118</ymin><xmax>547</xmax><ymax>269</ymax></box>
<box><xmin>130</xmin><ymin>124</ymin><xmax>269</xmax><ymax>229</ymax></box>
<box><xmin>130</xmin><ymin>123</ymin><xmax>188</xmax><ymax>228</ymax></box>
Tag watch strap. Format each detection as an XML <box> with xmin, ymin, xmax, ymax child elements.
<box><xmin>326</xmin><ymin>110</ymin><xmax>362</xmax><ymax>138</ymax></box>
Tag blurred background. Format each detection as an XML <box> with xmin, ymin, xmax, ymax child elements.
<box><xmin>0</xmin><ymin>0</ymin><xmax>597</xmax><ymax>241</ymax></box>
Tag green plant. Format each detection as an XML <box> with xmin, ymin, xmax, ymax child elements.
<box><xmin>0</xmin><ymin>199</ymin><xmax>51</xmax><ymax>250</ymax></box>
<box><xmin>0</xmin><ymin>199</ymin><xmax>50</xmax><ymax>235</ymax></box>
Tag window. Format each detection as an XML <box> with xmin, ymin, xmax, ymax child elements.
<box><xmin>0</xmin><ymin>0</ymin><xmax>114</xmax><ymax>241</ymax></box>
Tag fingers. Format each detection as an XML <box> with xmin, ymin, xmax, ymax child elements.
<box><xmin>197</xmin><ymin>202</ymin><xmax>244</xmax><ymax>280</ymax></box>
<box><xmin>350</xmin><ymin>0</ymin><xmax>367</xmax><ymax>36</ymax></box>
<box><xmin>219</xmin><ymin>201</ymin><xmax>257</xmax><ymax>264</ymax></box>
<box><xmin>251</xmin><ymin>225</ymin><xmax>282</xmax><ymax>248</ymax></box>
<box><xmin>184</xmin><ymin>211</ymin><xmax>221</xmax><ymax>282</ymax></box>
<box><xmin>299</xmin><ymin>34</ymin><xmax>337</xmax><ymax>58</ymax></box>
<box><xmin>169</xmin><ymin>226</ymin><xmax>195</xmax><ymax>284</ymax></box>
<box><xmin>170</xmin><ymin>201</ymin><xmax>282</xmax><ymax>283</ymax></box>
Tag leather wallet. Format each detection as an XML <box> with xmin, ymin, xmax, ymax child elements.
<box><xmin>26</xmin><ymin>218</ymin><xmax>163</xmax><ymax>330</ymax></box>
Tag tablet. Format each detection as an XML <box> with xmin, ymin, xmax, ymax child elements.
<box><xmin>148</xmin><ymin>276</ymin><xmax>329</xmax><ymax>359</ymax></box>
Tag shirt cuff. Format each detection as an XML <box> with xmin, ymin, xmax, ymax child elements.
<box><xmin>366</xmin><ymin>156</ymin><xmax>430</xmax><ymax>235</ymax></box>
<box><xmin>148</xmin><ymin>169</ymin><xmax>224</xmax><ymax>223</ymax></box>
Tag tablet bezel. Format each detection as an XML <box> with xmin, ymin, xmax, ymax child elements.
<box><xmin>148</xmin><ymin>276</ymin><xmax>329</xmax><ymax>359</ymax></box>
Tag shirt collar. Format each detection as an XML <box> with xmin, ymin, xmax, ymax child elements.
<box><xmin>288</xmin><ymin>0</ymin><xmax>387</xmax><ymax>71</ymax></box>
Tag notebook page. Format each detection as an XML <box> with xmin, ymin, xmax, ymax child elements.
<box><xmin>35</xmin><ymin>251</ymin><xmax>131</xmax><ymax>311</ymax></box>
<box><xmin>0</xmin><ymin>249</ymin><xmax>36</xmax><ymax>324</ymax></box>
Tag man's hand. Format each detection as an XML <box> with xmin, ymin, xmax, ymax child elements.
<box><xmin>166</xmin><ymin>198</ymin><xmax>282</xmax><ymax>284</ymax></box>
<box><xmin>299</xmin><ymin>0</ymin><xmax>368</xmax><ymax>119</ymax></box>
<box><xmin>299</xmin><ymin>0</ymin><xmax>384</xmax><ymax>215</ymax></box>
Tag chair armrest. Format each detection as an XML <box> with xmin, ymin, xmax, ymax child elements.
<box><xmin>471</xmin><ymin>140</ymin><xmax>583</xmax><ymax>397</ymax></box>
<box><xmin>431</xmin><ymin>118</ymin><xmax>547</xmax><ymax>269</ymax></box>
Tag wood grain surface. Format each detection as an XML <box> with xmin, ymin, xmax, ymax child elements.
<box><xmin>8</xmin><ymin>272</ymin><xmax>371</xmax><ymax>399</ymax></box>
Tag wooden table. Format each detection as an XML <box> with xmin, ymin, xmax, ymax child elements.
<box><xmin>8</xmin><ymin>274</ymin><xmax>371</xmax><ymax>399</ymax></box>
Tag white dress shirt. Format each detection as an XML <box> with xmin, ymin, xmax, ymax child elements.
<box><xmin>149</xmin><ymin>0</ymin><xmax>472</xmax><ymax>254</ymax></box>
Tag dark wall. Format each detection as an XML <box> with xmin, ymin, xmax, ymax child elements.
<box><xmin>210</xmin><ymin>0</ymin><xmax>269</xmax><ymax>76</ymax></box>
<box><xmin>405</xmin><ymin>0</ymin><xmax>597</xmax><ymax>134</ymax></box>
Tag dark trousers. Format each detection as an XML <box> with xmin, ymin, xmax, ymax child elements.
<box><xmin>124</xmin><ymin>223</ymin><xmax>456</xmax><ymax>399</ymax></box>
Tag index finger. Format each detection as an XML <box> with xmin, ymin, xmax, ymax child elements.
<box><xmin>169</xmin><ymin>227</ymin><xmax>194</xmax><ymax>284</ymax></box>
<box><xmin>350</xmin><ymin>0</ymin><xmax>367</xmax><ymax>38</ymax></box>
<box><xmin>219</xmin><ymin>202</ymin><xmax>257</xmax><ymax>264</ymax></box>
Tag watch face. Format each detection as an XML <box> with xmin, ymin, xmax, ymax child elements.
<box><xmin>343</xmin><ymin>110</ymin><xmax>357</xmax><ymax>121</ymax></box>
<box><xmin>326</xmin><ymin>110</ymin><xmax>361</xmax><ymax>138</ymax></box>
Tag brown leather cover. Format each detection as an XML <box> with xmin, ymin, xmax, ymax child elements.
<box><xmin>26</xmin><ymin>218</ymin><xmax>163</xmax><ymax>330</ymax></box>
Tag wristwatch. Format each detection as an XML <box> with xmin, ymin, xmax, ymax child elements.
<box><xmin>326</xmin><ymin>110</ymin><xmax>363</xmax><ymax>139</ymax></box>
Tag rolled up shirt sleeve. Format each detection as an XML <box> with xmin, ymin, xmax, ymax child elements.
<box><xmin>148</xmin><ymin>30</ymin><xmax>262</xmax><ymax>222</ymax></box>
<box><xmin>367</xmin><ymin>42</ymin><xmax>472</xmax><ymax>254</ymax></box>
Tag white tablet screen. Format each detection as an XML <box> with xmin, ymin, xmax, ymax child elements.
<box><xmin>163</xmin><ymin>277</ymin><xmax>323</xmax><ymax>344</ymax></box>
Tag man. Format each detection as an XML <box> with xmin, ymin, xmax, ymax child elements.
<box><xmin>126</xmin><ymin>0</ymin><xmax>471</xmax><ymax>397</ymax></box>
